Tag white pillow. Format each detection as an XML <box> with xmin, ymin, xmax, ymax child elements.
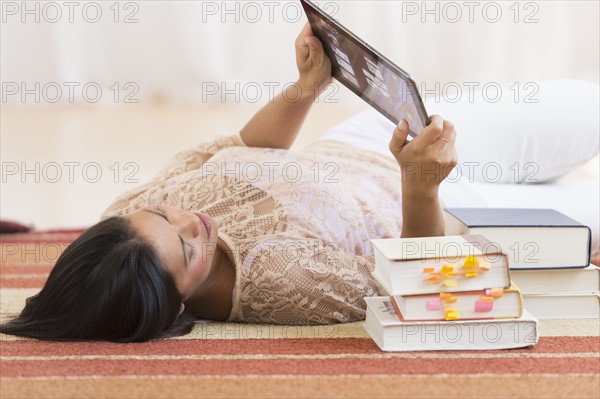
<box><xmin>426</xmin><ymin>79</ymin><xmax>600</xmax><ymax>183</ymax></box>
<box><xmin>318</xmin><ymin>81</ymin><xmax>600</xmax><ymax>254</ymax></box>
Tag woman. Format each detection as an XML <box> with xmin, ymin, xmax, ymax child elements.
<box><xmin>0</xmin><ymin>24</ymin><xmax>460</xmax><ymax>342</ymax></box>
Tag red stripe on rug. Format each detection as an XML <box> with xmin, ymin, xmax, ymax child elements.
<box><xmin>2</xmin><ymin>357</ymin><xmax>596</xmax><ymax>378</ymax></box>
<box><xmin>1</xmin><ymin>265</ymin><xmax>54</xmax><ymax>273</ymax></box>
<box><xmin>1</xmin><ymin>337</ymin><xmax>597</xmax><ymax>357</ymax></box>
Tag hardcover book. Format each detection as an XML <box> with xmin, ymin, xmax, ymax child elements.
<box><xmin>390</xmin><ymin>283</ymin><xmax>523</xmax><ymax>321</ymax></box>
<box><xmin>444</xmin><ymin>208</ymin><xmax>591</xmax><ymax>269</ymax></box>
<box><xmin>363</xmin><ymin>296</ymin><xmax>539</xmax><ymax>351</ymax></box>
<box><xmin>511</xmin><ymin>265</ymin><xmax>599</xmax><ymax>293</ymax></box>
<box><xmin>522</xmin><ymin>292</ymin><xmax>600</xmax><ymax>319</ymax></box>
<box><xmin>370</xmin><ymin>234</ymin><xmax>510</xmax><ymax>295</ymax></box>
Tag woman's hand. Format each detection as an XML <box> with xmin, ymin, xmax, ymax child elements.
<box><xmin>295</xmin><ymin>23</ymin><xmax>333</xmax><ymax>100</ymax></box>
<box><xmin>389</xmin><ymin>115</ymin><xmax>458</xmax><ymax>194</ymax></box>
<box><xmin>389</xmin><ymin>115</ymin><xmax>458</xmax><ymax>238</ymax></box>
<box><xmin>239</xmin><ymin>24</ymin><xmax>332</xmax><ymax>150</ymax></box>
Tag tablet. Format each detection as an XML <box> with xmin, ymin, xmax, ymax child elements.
<box><xmin>301</xmin><ymin>0</ymin><xmax>429</xmax><ymax>138</ymax></box>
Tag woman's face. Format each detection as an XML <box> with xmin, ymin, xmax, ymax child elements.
<box><xmin>124</xmin><ymin>205</ymin><xmax>219</xmax><ymax>300</ymax></box>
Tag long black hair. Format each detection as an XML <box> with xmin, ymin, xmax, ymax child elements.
<box><xmin>0</xmin><ymin>217</ymin><xmax>195</xmax><ymax>342</ymax></box>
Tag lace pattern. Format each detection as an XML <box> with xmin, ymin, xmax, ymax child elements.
<box><xmin>101</xmin><ymin>134</ymin><xmax>407</xmax><ymax>324</ymax></box>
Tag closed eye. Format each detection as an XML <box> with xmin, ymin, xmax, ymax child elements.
<box><xmin>143</xmin><ymin>208</ymin><xmax>189</xmax><ymax>270</ymax></box>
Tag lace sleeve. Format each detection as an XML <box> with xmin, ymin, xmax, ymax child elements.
<box><xmin>233</xmin><ymin>236</ymin><xmax>386</xmax><ymax>325</ymax></box>
<box><xmin>100</xmin><ymin>133</ymin><xmax>247</xmax><ymax>219</ymax></box>
<box><xmin>152</xmin><ymin>132</ymin><xmax>247</xmax><ymax>182</ymax></box>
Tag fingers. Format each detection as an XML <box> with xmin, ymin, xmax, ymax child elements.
<box><xmin>306</xmin><ymin>35</ymin><xmax>326</xmax><ymax>61</ymax></box>
<box><xmin>295</xmin><ymin>22</ymin><xmax>311</xmax><ymax>45</ymax></box>
<box><xmin>415</xmin><ymin>115</ymin><xmax>443</xmax><ymax>144</ymax></box>
<box><xmin>434</xmin><ymin>120</ymin><xmax>457</xmax><ymax>147</ymax></box>
<box><xmin>295</xmin><ymin>22</ymin><xmax>333</xmax><ymax>95</ymax></box>
<box><xmin>389</xmin><ymin>119</ymin><xmax>410</xmax><ymax>155</ymax></box>
<box><xmin>299</xmin><ymin>22</ymin><xmax>313</xmax><ymax>39</ymax></box>
<box><xmin>296</xmin><ymin>33</ymin><xmax>326</xmax><ymax>68</ymax></box>
<box><xmin>413</xmin><ymin>115</ymin><xmax>456</xmax><ymax>147</ymax></box>
<box><xmin>440</xmin><ymin>119</ymin><xmax>456</xmax><ymax>143</ymax></box>
<box><xmin>390</xmin><ymin>115</ymin><xmax>459</xmax><ymax>186</ymax></box>
<box><xmin>295</xmin><ymin>23</ymin><xmax>313</xmax><ymax>57</ymax></box>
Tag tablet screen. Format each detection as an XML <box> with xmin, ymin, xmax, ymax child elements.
<box><xmin>301</xmin><ymin>0</ymin><xmax>429</xmax><ymax>138</ymax></box>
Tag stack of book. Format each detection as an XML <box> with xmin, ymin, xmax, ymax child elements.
<box><xmin>445</xmin><ymin>208</ymin><xmax>599</xmax><ymax>319</ymax></box>
<box><xmin>365</xmin><ymin>235</ymin><xmax>539</xmax><ymax>351</ymax></box>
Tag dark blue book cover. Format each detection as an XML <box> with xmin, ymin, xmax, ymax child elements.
<box><xmin>445</xmin><ymin>208</ymin><xmax>587</xmax><ymax>228</ymax></box>
<box><xmin>444</xmin><ymin>208</ymin><xmax>591</xmax><ymax>270</ymax></box>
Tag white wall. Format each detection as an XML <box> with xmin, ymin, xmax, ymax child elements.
<box><xmin>2</xmin><ymin>0</ymin><xmax>599</xmax><ymax>106</ymax></box>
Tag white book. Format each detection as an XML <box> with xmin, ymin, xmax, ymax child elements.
<box><xmin>522</xmin><ymin>292</ymin><xmax>600</xmax><ymax>319</ymax></box>
<box><xmin>391</xmin><ymin>283</ymin><xmax>523</xmax><ymax>321</ymax></box>
<box><xmin>364</xmin><ymin>296</ymin><xmax>539</xmax><ymax>351</ymax></box>
<box><xmin>370</xmin><ymin>235</ymin><xmax>510</xmax><ymax>295</ymax></box>
<box><xmin>511</xmin><ymin>265</ymin><xmax>600</xmax><ymax>294</ymax></box>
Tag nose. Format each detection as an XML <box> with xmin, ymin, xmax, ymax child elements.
<box><xmin>173</xmin><ymin>212</ymin><xmax>201</xmax><ymax>238</ymax></box>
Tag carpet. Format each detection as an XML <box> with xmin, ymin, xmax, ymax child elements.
<box><xmin>1</xmin><ymin>229</ymin><xmax>599</xmax><ymax>399</ymax></box>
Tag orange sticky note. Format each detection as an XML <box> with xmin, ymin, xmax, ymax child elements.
<box><xmin>490</xmin><ymin>288</ymin><xmax>504</xmax><ymax>298</ymax></box>
<box><xmin>423</xmin><ymin>267</ymin><xmax>435</xmax><ymax>273</ymax></box>
<box><xmin>440</xmin><ymin>294</ymin><xmax>456</xmax><ymax>303</ymax></box>
<box><xmin>480</xmin><ymin>295</ymin><xmax>494</xmax><ymax>302</ymax></box>
<box><xmin>439</xmin><ymin>292</ymin><xmax>452</xmax><ymax>300</ymax></box>
<box><xmin>478</xmin><ymin>260</ymin><xmax>491</xmax><ymax>271</ymax></box>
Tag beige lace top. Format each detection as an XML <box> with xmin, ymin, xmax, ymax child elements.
<box><xmin>101</xmin><ymin>133</ymin><xmax>406</xmax><ymax>324</ymax></box>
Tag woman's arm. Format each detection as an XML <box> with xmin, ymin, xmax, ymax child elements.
<box><xmin>388</xmin><ymin>116</ymin><xmax>458</xmax><ymax>238</ymax></box>
<box><xmin>240</xmin><ymin>23</ymin><xmax>332</xmax><ymax>150</ymax></box>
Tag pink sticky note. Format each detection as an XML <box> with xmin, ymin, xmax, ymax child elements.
<box><xmin>427</xmin><ymin>298</ymin><xmax>442</xmax><ymax>311</ymax></box>
<box><xmin>485</xmin><ymin>289</ymin><xmax>492</xmax><ymax>296</ymax></box>
<box><xmin>475</xmin><ymin>300</ymin><xmax>493</xmax><ymax>312</ymax></box>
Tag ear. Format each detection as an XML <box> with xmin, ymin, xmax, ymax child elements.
<box><xmin>178</xmin><ymin>303</ymin><xmax>185</xmax><ymax>317</ymax></box>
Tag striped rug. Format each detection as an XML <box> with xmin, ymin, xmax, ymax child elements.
<box><xmin>1</xmin><ymin>230</ymin><xmax>599</xmax><ymax>399</ymax></box>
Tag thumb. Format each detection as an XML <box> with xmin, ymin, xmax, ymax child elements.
<box><xmin>389</xmin><ymin>119</ymin><xmax>410</xmax><ymax>155</ymax></box>
<box><xmin>304</xmin><ymin>36</ymin><xmax>323</xmax><ymax>61</ymax></box>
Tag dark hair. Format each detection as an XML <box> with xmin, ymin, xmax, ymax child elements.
<box><xmin>0</xmin><ymin>217</ymin><xmax>195</xmax><ymax>342</ymax></box>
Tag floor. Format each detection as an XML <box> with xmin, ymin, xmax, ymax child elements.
<box><xmin>1</xmin><ymin>100</ymin><xmax>367</xmax><ymax>229</ymax></box>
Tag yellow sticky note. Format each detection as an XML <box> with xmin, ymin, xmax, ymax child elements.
<box><xmin>444</xmin><ymin>281</ymin><xmax>458</xmax><ymax>287</ymax></box>
<box><xmin>445</xmin><ymin>310</ymin><xmax>460</xmax><ymax>320</ymax></box>
<box><xmin>463</xmin><ymin>256</ymin><xmax>478</xmax><ymax>269</ymax></box>
<box><xmin>441</xmin><ymin>265</ymin><xmax>454</xmax><ymax>273</ymax></box>
<box><xmin>465</xmin><ymin>270</ymin><xmax>479</xmax><ymax>278</ymax></box>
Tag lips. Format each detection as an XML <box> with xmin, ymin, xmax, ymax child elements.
<box><xmin>194</xmin><ymin>212</ymin><xmax>212</xmax><ymax>236</ymax></box>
